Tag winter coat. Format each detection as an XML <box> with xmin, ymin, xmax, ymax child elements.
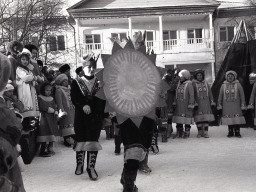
<box><xmin>172</xmin><ymin>80</ymin><xmax>195</xmax><ymax>124</ymax></box>
<box><xmin>55</xmin><ymin>85</ymin><xmax>75</xmax><ymax>137</ymax></box>
<box><xmin>217</xmin><ymin>80</ymin><xmax>246</xmax><ymax>125</ymax></box>
<box><xmin>192</xmin><ymin>79</ymin><xmax>215</xmax><ymax>123</ymax></box>
<box><xmin>248</xmin><ymin>82</ymin><xmax>256</xmax><ymax>125</ymax></box>
<box><xmin>70</xmin><ymin>76</ymin><xmax>105</xmax><ymax>151</ymax></box>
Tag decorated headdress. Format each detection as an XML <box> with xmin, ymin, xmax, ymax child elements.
<box><xmin>0</xmin><ymin>53</ymin><xmax>11</xmax><ymax>92</ymax></box>
<box><xmin>82</xmin><ymin>54</ymin><xmax>99</xmax><ymax>68</ymax></box>
<box><xmin>178</xmin><ymin>69</ymin><xmax>190</xmax><ymax>80</ymax></box>
<box><xmin>225</xmin><ymin>70</ymin><xmax>237</xmax><ymax>80</ymax></box>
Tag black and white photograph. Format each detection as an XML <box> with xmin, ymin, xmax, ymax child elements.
<box><xmin>1</xmin><ymin>0</ymin><xmax>256</xmax><ymax>191</ymax></box>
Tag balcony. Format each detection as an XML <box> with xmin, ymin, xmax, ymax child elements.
<box><xmin>79</xmin><ymin>38</ymin><xmax>212</xmax><ymax>56</ymax></box>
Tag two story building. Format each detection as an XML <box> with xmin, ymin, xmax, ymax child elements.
<box><xmin>67</xmin><ymin>0</ymin><xmax>220</xmax><ymax>82</ymax></box>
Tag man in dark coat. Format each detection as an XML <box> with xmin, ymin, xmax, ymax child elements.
<box><xmin>71</xmin><ymin>60</ymin><xmax>105</xmax><ymax>181</ymax></box>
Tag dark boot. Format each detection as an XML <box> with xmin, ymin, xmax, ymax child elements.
<box><xmin>183</xmin><ymin>126</ymin><xmax>190</xmax><ymax>139</ymax></box>
<box><xmin>47</xmin><ymin>142</ymin><xmax>55</xmax><ymax>155</ymax></box>
<box><xmin>235</xmin><ymin>127</ymin><xmax>242</xmax><ymax>138</ymax></box>
<box><xmin>197</xmin><ymin>127</ymin><xmax>202</xmax><ymax>138</ymax></box>
<box><xmin>86</xmin><ymin>151</ymin><xmax>98</xmax><ymax>180</ymax></box>
<box><xmin>75</xmin><ymin>151</ymin><xmax>85</xmax><ymax>175</ymax></box>
<box><xmin>139</xmin><ymin>151</ymin><xmax>151</xmax><ymax>174</ymax></box>
<box><xmin>110</xmin><ymin>125</ymin><xmax>115</xmax><ymax>139</ymax></box>
<box><xmin>227</xmin><ymin>126</ymin><xmax>234</xmax><ymax>137</ymax></box>
<box><xmin>159</xmin><ymin>126</ymin><xmax>167</xmax><ymax>142</ymax></box>
<box><xmin>150</xmin><ymin>132</ymin><xmax>159</xmax><ymax>154</ymax></box>
<box><xmin>39</xmin><ymin>143</ymin><xmax>51</xmax><ymax>157</ymax></box>
<box><xmin>166</xmin><ymin>124</ymin><xmax>173</xmax><ymax>138</ymax></box>
<box><xmin>202</xmin><ymin>126</ymin><xmax>209</xmax><ymax>138</ymax></box>
<box><xmin>121</xmin><ymin>168</ymin><xmax>138</xmax><ymax>192</ymax></box>
<box><xmin>64</xmin><ymin>136</ymin><xmax>72</xmax><ymax>147</ymax></box>
<box><xmin>114</xmin><ymin>135</ymin><xmax>122</xmax><ymax>155</ymax></box>
<box><xmin>105</xmin><ymin>126</ymin><xmax>111</xmax><ymax>140</ymax></box>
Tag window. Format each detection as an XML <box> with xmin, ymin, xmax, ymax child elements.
<box><xmin>163</xmin><ymin>30</ymin><xmax>177</xmax><ymax>40</ymax></box>
<box><xmin>248</xmin><ymin>26</ymin><xmax>256</xmax><ymax>39</ymax></box>
<box><xmin>111</xmin><ymin>33</ymin><xmax>127</xmax><ymax>41</ymax></box>
<box><xmin>85</xmin><ymin>34</ymin><xmax>101</xmax><ymax>50</ymax></box>
<box><xmin>47</xmin><ymin>35</ymin><xmax>65</xmax><ymax>51</ymax></box>
<box><xmin>187</xmin><ymin>28</ymin><xmax>203</xmax><ymax>44</ymax></box>
<box><xmin>219</xmin><ymin>26</ymin><xmax>234</xmax><ymax>42</ymax></box>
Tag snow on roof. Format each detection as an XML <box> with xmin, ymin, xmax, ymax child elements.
<box><xmin>68</xmin><ymin>0</ymin><xmax>219</xmax><ymax>10</ymax></box>
<box><xmin>217</xmin><ymin>0</ymin><xmax>253</xmax><ymax>9</ymax></box>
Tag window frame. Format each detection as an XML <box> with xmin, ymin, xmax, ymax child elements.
<box><xmin>219</xmin><ymin>26</ymin><xmax>235</xmax><ymax>42</ymax></box>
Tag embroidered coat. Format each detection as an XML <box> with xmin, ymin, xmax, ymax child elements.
<box><xmin>70</xmin><ymin>76</ymin><xmax>105</xmax><ymax>151</ymax></box>
<box><xmin>172</xmin><ymin>80</ymin><xmax>195</xmax><ymax>124</ymax></box>
<box><xmin>37</xmin><ymin>95</ymin><xmax>59</xmax><ymax>143</ymax></box>
<box><xmin>55</xmin><ymin>85</ymin><xmax>75</xmax><ymax>137</ymax></box>
<box><xmin>16</xmin><ymin>66</ymin><xmax>39</xmax><ymax>118</ymax></box>
<box><xmin>248</xmin><ymin>82</ymin><xmax>256</xmax><ymax>125</ymax></box>
<box><xmin>217</xmin><ymin>80</ymin><xmax>246</xmax><ymax>125</ymax></box>
<box><xmin>192</xmin><ymin>79</ymin><xmax>215</xmax><ymax>123</ymax></box>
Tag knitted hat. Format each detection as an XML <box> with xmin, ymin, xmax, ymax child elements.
<box><xmin>178</xmin><ymin>69</ymin><xmax>190</xmax><ymax>80</ymax></box>
<box><xmin>249</xmin><ymin>72</ymin><xmax>256</xmax><ymax>80</ymax></box>
<box><xmin>7</xmin><ymin>41</ymin><xmax>23</xmax><ymax>55</ymax></box>
<box><xmin>225</xmin><ymin>70</ymin><xmax>237</xmax><ymax>80</ymax></box>
<box><xmin>0</xmin><ymin>53</ymin><xmax>11</xmax><ymax>92</ymax></box>
<box><xmin>75</xmin><ymin>66</ymin><xmax>83</xmax><ymax>75</ymax></box>
<box><xmin>193</xmin><ymin>69</ymin><xmax>205</xmax><ymax>80</ymax></box>
<box><xmin>55</xmin><ymin>74</ymin><xmax>68</xmax><ymax>85</ymax></box>
<box><xmin>59</xmin><ymin>64</ymin><xmax>70</xmax><ymax>73</ymax></box>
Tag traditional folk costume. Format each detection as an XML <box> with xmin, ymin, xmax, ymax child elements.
<box><xmin>37</xmin><ymin>88</ymin><xmax>59</xmax><ymax>157</ymax></box>
<box><xmin>71</xmin><ymin>62</ymin><xmax>105</xmax><ymax>181</ymax></box>
<box><xmin>248</xmin><ymin>73</ymin><xmax>256</xmax><ymax>126</ymax></box>
<box><xmin>172</xmin><ymin>69</ymin><xmax>195</xmax><ymax>138</ymax></box>
<box><xmin>217</xmin><ymin>70</ymin><xmax>246</xmax><ymax>137</ymax></box>
<box><xmin>0</xmin><ymin>52</ymin><xmax>25</xmax><ymax>192</ymax></box>
<box><xmin>54</xmin><ymin>74</ymin><xmax>75</xmax><ymax>143</ymax></box>
<box><xmin>192</xmin><ymin>69</ymin><xmax>215</xmax><ymax>138</ymax></box>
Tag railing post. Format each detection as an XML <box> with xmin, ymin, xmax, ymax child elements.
<box><xmin>128</xmin><ymin>17</ymin><xmax>132</xmax><ymax>38</ymax></box>
<box><xmin>159</xmin><ymin>15</ymin><xmax>164</xmax><ymax>53</ymax></box>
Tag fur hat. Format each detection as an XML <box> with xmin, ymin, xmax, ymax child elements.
<box><xmin>0</xmin><ymin>53</ymin><xmax>11</xmax><ymax>92</ymax></box>
<box><xmin>7</xmin><ymin>41</ymin><xmax>23</xmax><ymax>55</ymax></box>
<box><xmin>55</xmin><ymin>74</ymin><xmax>68</xmax><ymax>85</ymax></box>
<box><xmin>3</xmin><ymin>80</ymin><xmax>14</xmax><ymax>92</ymax></box>
<box><xmin>178</xmin><ymin>69</ymin><xmax>190</xmax><ymax>80</ymax></box>
<box><xmin>18</xmin><ymin>48</ymin><xmax>32</xmax><ymax>59</ymax></box>
<box><xmin>59</xmin><ymin>64</ymin><xmax>70</xmax><ymax>73</ymax></box>
<box><xmin>193</xmin><ymin>69</ymin><xmax>205</xmax><ymax>80</ymax></box>
<box><xmin>75</xmin><ymin>66</ymin><xmax>83</xmax><ymax>75</ymax></box>
<box><xmin>225</xmin><ymin>70</ymin><xmax>237</xmax><ymax>80</ymax></box>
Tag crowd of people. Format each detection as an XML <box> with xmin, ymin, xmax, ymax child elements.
<box><xmin>1</xmin><ymin>38</ymin><xmax>256</xmax><ymax>192</ymax></box>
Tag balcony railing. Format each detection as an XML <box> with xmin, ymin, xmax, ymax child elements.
<box><xmin>80</xmin><ymin>38</ymin><xmax>212</xmax><ymax>56</ymax></box>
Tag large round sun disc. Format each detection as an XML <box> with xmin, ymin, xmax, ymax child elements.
<box><xmin>103</xmin><ymin>49</ymin><xmax>161</xmax><ymax>117</ymax></box>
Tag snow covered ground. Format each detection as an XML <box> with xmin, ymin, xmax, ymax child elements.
<box><xmin>22</xmin><ymin>125</ymin><xmax>256</xmax><ymax>192</ymax></box>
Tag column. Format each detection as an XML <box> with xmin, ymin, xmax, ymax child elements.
<box><xmin>209</xmin><ymin>13</ymin><xmax>215</xmax><ymax>81</ymax></box>
<box><xmin>159</xmin><ymin>15</ymin><xmax>163</xmax><ymax>53</ymax></box>
<box><xmin>128</xmin><ymin>17</ymin><xmax>132</xmax><ymax>38</ymax></box>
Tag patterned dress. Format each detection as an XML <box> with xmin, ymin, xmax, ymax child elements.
<box><xmin>217</xmin><ymin>80</ymin><xmax>246</xmax><ymax>125</ymax></box>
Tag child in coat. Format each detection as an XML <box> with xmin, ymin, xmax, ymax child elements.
<box><xmin>192</xmin><ymin>69</ymin><xmax>215</xmax><ymax>138</ymax></box>
<box><xmin>172</xmin><ymin>69</ymin><xmax>195</xmax><ymax>138</ymax></box>
<box><xmin>217</xmin><ymin>70</ymin><xmax>246</xmax><ymax>137</ymax></box>
<box><xmin>37</xmin><ymin>82</ymin><xmax>59</xmax><ymax>157</ymax></box>
<box><xmin>247</xmin><ymin>72</ymin><xmax>256</xmax><ymax>129</ymax></box>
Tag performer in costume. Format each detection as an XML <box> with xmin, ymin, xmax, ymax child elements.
<box><xmin>0</xmin><ymin>52</ymin><xmax>26</xmax><ymax>192</ymax></box>
<box><xmin>217</xmin><ymin>70</ymin><xmax>246</xmax><ymax>137</ymax></box>
<box><xmin>248</xmin><ymin>73</ymin><xmax>256</xmax><ymax>130</ymax></box>
<box><xmin>71</xmin><ymin>58</ymin><xmax>105</xmax><ymax>180</ymax></box>
<box><xmin>192</xmin><ymin>69</ymin><xmax>215</xmax><ymax>138</ymax></box>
